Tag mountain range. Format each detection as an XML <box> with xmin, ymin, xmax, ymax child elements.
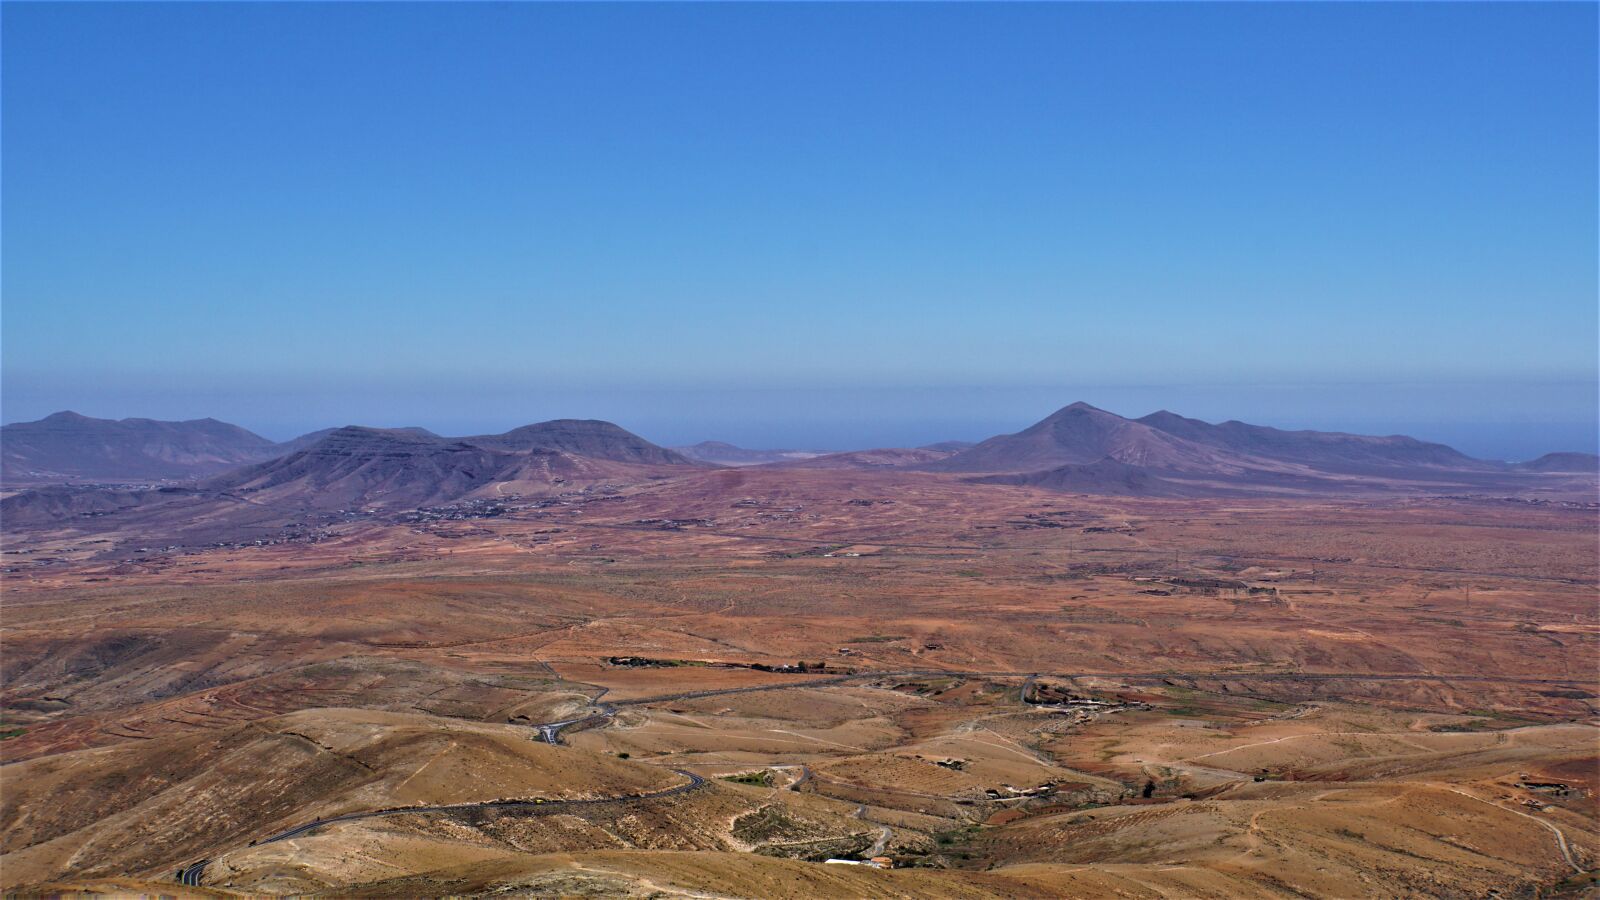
<box><xmin>929</xmin><ymin>402</ymin><xmax>1485</xmax><ymax>475</ymax></box>
<box><xmin>0</xmin><ymin>419</ymin><xmax>703</xmax><ymax>541</ymax></box>
<box><xmin>922</xmin><ymin>402</ymin><xmax>1596</xmax><ymax>496</ymax></box>
<box><xmin>2</xmin><ymin>405</ymin><xmax>1593</xmax><ymax>522</ymax></box>
<box><xmin>466</xmin><ymin>420</ymin><xmax>695</xmax><ymax>466</ymax></box>
<box><xmin>0</xmin><ymin>414</ymin><xmax>687</xmax><ymax>485</ymax></box>
<box><xmin>1</xmin><ymin>412</ymin><xmax>285</xmax><ymax>483</ymax></box>
<box><xmin>202</xmin><ymin>425</ymin><xmax>667</xmax><ymax>513</ymax></box>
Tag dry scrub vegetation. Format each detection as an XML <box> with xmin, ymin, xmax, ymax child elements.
<box><xmin>2</xmin><ymin>469</ymin><xmax>1595</xmax><ymax>896</ymax></box>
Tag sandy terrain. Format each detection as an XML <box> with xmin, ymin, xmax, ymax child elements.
<box><xmin>2</xmin><ymin>467</ymin><xmax>1595</xmax><ymax>896</ymax></box>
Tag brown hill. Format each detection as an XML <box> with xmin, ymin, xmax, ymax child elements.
<box><xmin>0</xmin><ymin>484</ymin><xmax>155</xmax><ymax>529</ymax></box>
<box><xmin>1135</xmin><ymin>409</ymin><xmax>1483</xmax><ymax>473</ymax></box>
<box><xmin>214</xmin><ymin>428</ymin><xmax>522</xmax><ymax>510</ymax></box>
<box><xmin>0</xmin><ymin>412</ymin><xmax>281</xmax><ymax>484</ymax></box>
<box><xmin>968</xmin><ymin>457</ymin><xmax>1217</xmax><ymax>497</ymax></box>
<box><xmin>275</xmin><ymin>425</ymin><xmax>440</xmax><ymax>455</ymax></box>
<box><xmin>466</xmin><ymin>420</ymin><xmax>695</xmax><ymax>466</ymax></box>
<box><xmin>927</xmin><ymin>403</ymin><xmax>1235</xmax><ymax>474</ymax></box>
<box><xmin>0</xmin><ymin>413</ymin><xmax>691</xmax><ymax>488</ymax></box>
<box><xmin>0</xmin><ymin>709</ymin><xmax>677</xmax><ymax>890</ymax></box>
<box><xmin>1516</xmin><ymin>451</ymin><xmax>1599</xmax><ymax>473</ymax></box>
<box><xmin>208</xmin><ymin>426</ymin><xmax>665</xmax><ymax>512</ymax></box>
<box><xmin>0</xmin><ymin>424</ymin><xmax>679</xmax><ymax>542</ymax></box>
<box><xmin>926</xmin><ymin>402</ymin><xmax>1597</xmax><ymax>498</ymax></box>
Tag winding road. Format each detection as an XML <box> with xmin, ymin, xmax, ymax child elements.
<box><xmin>175</xmin><ymin>769</ymin><xmax>705</xmax><ymax>887</ymax></box>
<box><xmin>173</xmin><ymin>664</ymin><xmax>1590</xmax><ymax>886</ymax></box>
<box><xmin>854</xmin><ymin>804</ymin><xmax>893</xmax><ymax>858</ymax></box>
<box><xmin>539</xmin><ymin>667</ymin><xmax>1588</xmax><ymax>747</ymax></box>
<box><xmin>1445</xmin><ymin>786</ymin><xmax>1583</xmax><ymax>873</ymax></box>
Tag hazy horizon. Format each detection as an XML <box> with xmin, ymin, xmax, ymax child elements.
<box><xmin>2</xmin><ymin>6</ymin><xmax>1596</xmax><ymax>894</ymax></box>
<box><xmin>4</xmin><ymin>3</ymin><xmax>1596</xmax><ymax>463</ymax></box>
<box><xmin>4</xmin><ymin>380</ymin><xmax>1595</xmax><ymax>462</ymax></box>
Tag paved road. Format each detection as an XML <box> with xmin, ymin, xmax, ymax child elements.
<box><xmin>536</xmin><ymin>686</ymin><xmax>615</xmax><ymax>745</ymax></box>
<box><xmin>173</xmin><ymin>664</ymin><xmax>1587</xmax><ymax>885</ymax></box>
<box><xmin>537</xmin><ymin>675</ymin><xmax>860</xmax><ymax>744</ymax></box>
<box><xmin>1019</xmin><ymin>674</ymin><xmax>1037</xmax><ymax>704</ymax></box>
<box><xmin>534</xmin><ymin>666</ymin><xmax>1588</xmax><ymax>745</ymax></box>
<box><xmin>177</xmin><ymin>859</ymin><xmax>209</xmax><ymax>887</ymax></box>
<box><xmin>853</xmin><ymin>804</ymin><xmax>893</xmax><ymax>857</ymax></box>
<box><xmin>789</xmin><ymin>765</ymin><xmax>812</xmax><ymax>791</ymax></box>
<box><xmin>174</xmin><ymin>770</ymin><xmax>704</xmax><ymax>887</ymax></box>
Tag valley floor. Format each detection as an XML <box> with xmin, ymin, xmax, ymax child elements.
<box><xmin>2</xmin><ymin>471</ymin><xmax>1595</xmax><ymax>897</ymax></box>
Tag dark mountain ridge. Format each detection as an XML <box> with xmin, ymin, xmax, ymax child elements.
<box><xmin>1</xmin><ymin>413</ymin><xmax>692</xmax><ymax>484</ymax></box>
<box><xmin>928</xmin><ymin>402</ymin><xmax>1594</xmax><ymax>497</ymax></box>
<box><xmin>969</xmin><ymin>457</ymin><xmax>1218</xmax><ymax>498</ymax></box>
<box><xmin>0</xmin><ymin>420</ymin><xmax>696</xmax><ymax>540</ymax></box>
<box><xmin>465</xmin><ymin>419</ymin><xmax>696</xmax><ymax>466</ymax></box>
<box><xmin>1134</xmin><ymin>410</ymin><xmax>1481</xmax><ymax>473</ymax></box>
<box><xmin>3</xmin><ymin>406</ymin><xmax>1591</xmax><ymax>511</ymax></box>
<box><xmin>927</xmin><ymin>403</ymin><xmax>1241</xmax><ymax>474</ymax></box>
<box><xmin>1514</xmin><ymin>452</ymin><xmax>1599</xmax><ymax>473</ymax></box>
<box><xmin>1</xmin><ymin>412</ymin><xmax>281</xmax><ymax>483</ymax></box>
<box><xmin>0</xmin><ymin>413</ymin><xmax>703</xmax><ymax>549</ymax></box>
<box><xmin>208</xmin><ymin>421</ymin><xmax>699</xmax><ymax>510</ymax></box>
<box><xmin>274</xmin><ymin>426</ymin><xmax>441</xmax><ymax>456</ymax></box>
<box><xmin>210</xmin><ymin>427</ymin><xmax>543</xmax><ymax>511</ymax></box>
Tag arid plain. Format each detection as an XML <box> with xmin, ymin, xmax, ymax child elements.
<box><xmin>4</xmin><ymin>460</ymin><xmax>1597</xmax><ymax>897</ymax></box>
<box><xmin>6</xmin><ymin>0</ymin><xmax>1597</xmax><ymax>893</ymax></box>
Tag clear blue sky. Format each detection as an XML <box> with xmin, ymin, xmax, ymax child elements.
<box><xmin>3</xmin><ymin>2</ymin><xmax>1595</xmax><ymax>458</ymax></box>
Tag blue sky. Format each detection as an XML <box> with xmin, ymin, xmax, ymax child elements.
<box><xmin>3</xmin><ymin>3</ymin><xmax>1595</xmax><ymax>458</ymax></box>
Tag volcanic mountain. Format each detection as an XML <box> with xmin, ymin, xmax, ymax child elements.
<box><xmin>207</xmin><ymin>422</ymin><xmax>692</xmax><ymax>511</ymax></box>
<box><xmin>1515</xmin><ymin>452</ymin><xmax>1599</xmax><ymax>473</ymax></box>
<box><xmin>929</xmin><ymin>402</ymin><xmax>1590</xmax><ymax>497</ymax></box>
<box><xmin>969</xmin><ymin>457</ymin><xmax>1217</xmax><ymax>498</ymax></box>
<box><xmin>213</xmin><ymin>428</ymin><xmax>524</xmax><ymax>510</ymax></box>
<box><xmin>1133</xmin><ymin>409</ymin><xmax>1480</xmax><ymax>474</ymax></box>
<box><xmin>1</xmin><ymin>412</ymin><xmax>282</xmax><ymax>484</ymax></box>
<box><xmin>274</xmin><ymin>425</ymin><xmax>441</xmax><ymax>456</ymax></box>
<box><xmin>0</xmin><ymin>418</ymin><xmax>697</xmax><ymax>541</ymax></box>
<box><xmin>926</xmin><ymin>403</ymin><xmax>1238</xmax><ymax>474</ymax></box>
<box><xmin>466</xmin><ymin>420</ymin><xmax>696</xmax><ymax>466</ymax></box>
